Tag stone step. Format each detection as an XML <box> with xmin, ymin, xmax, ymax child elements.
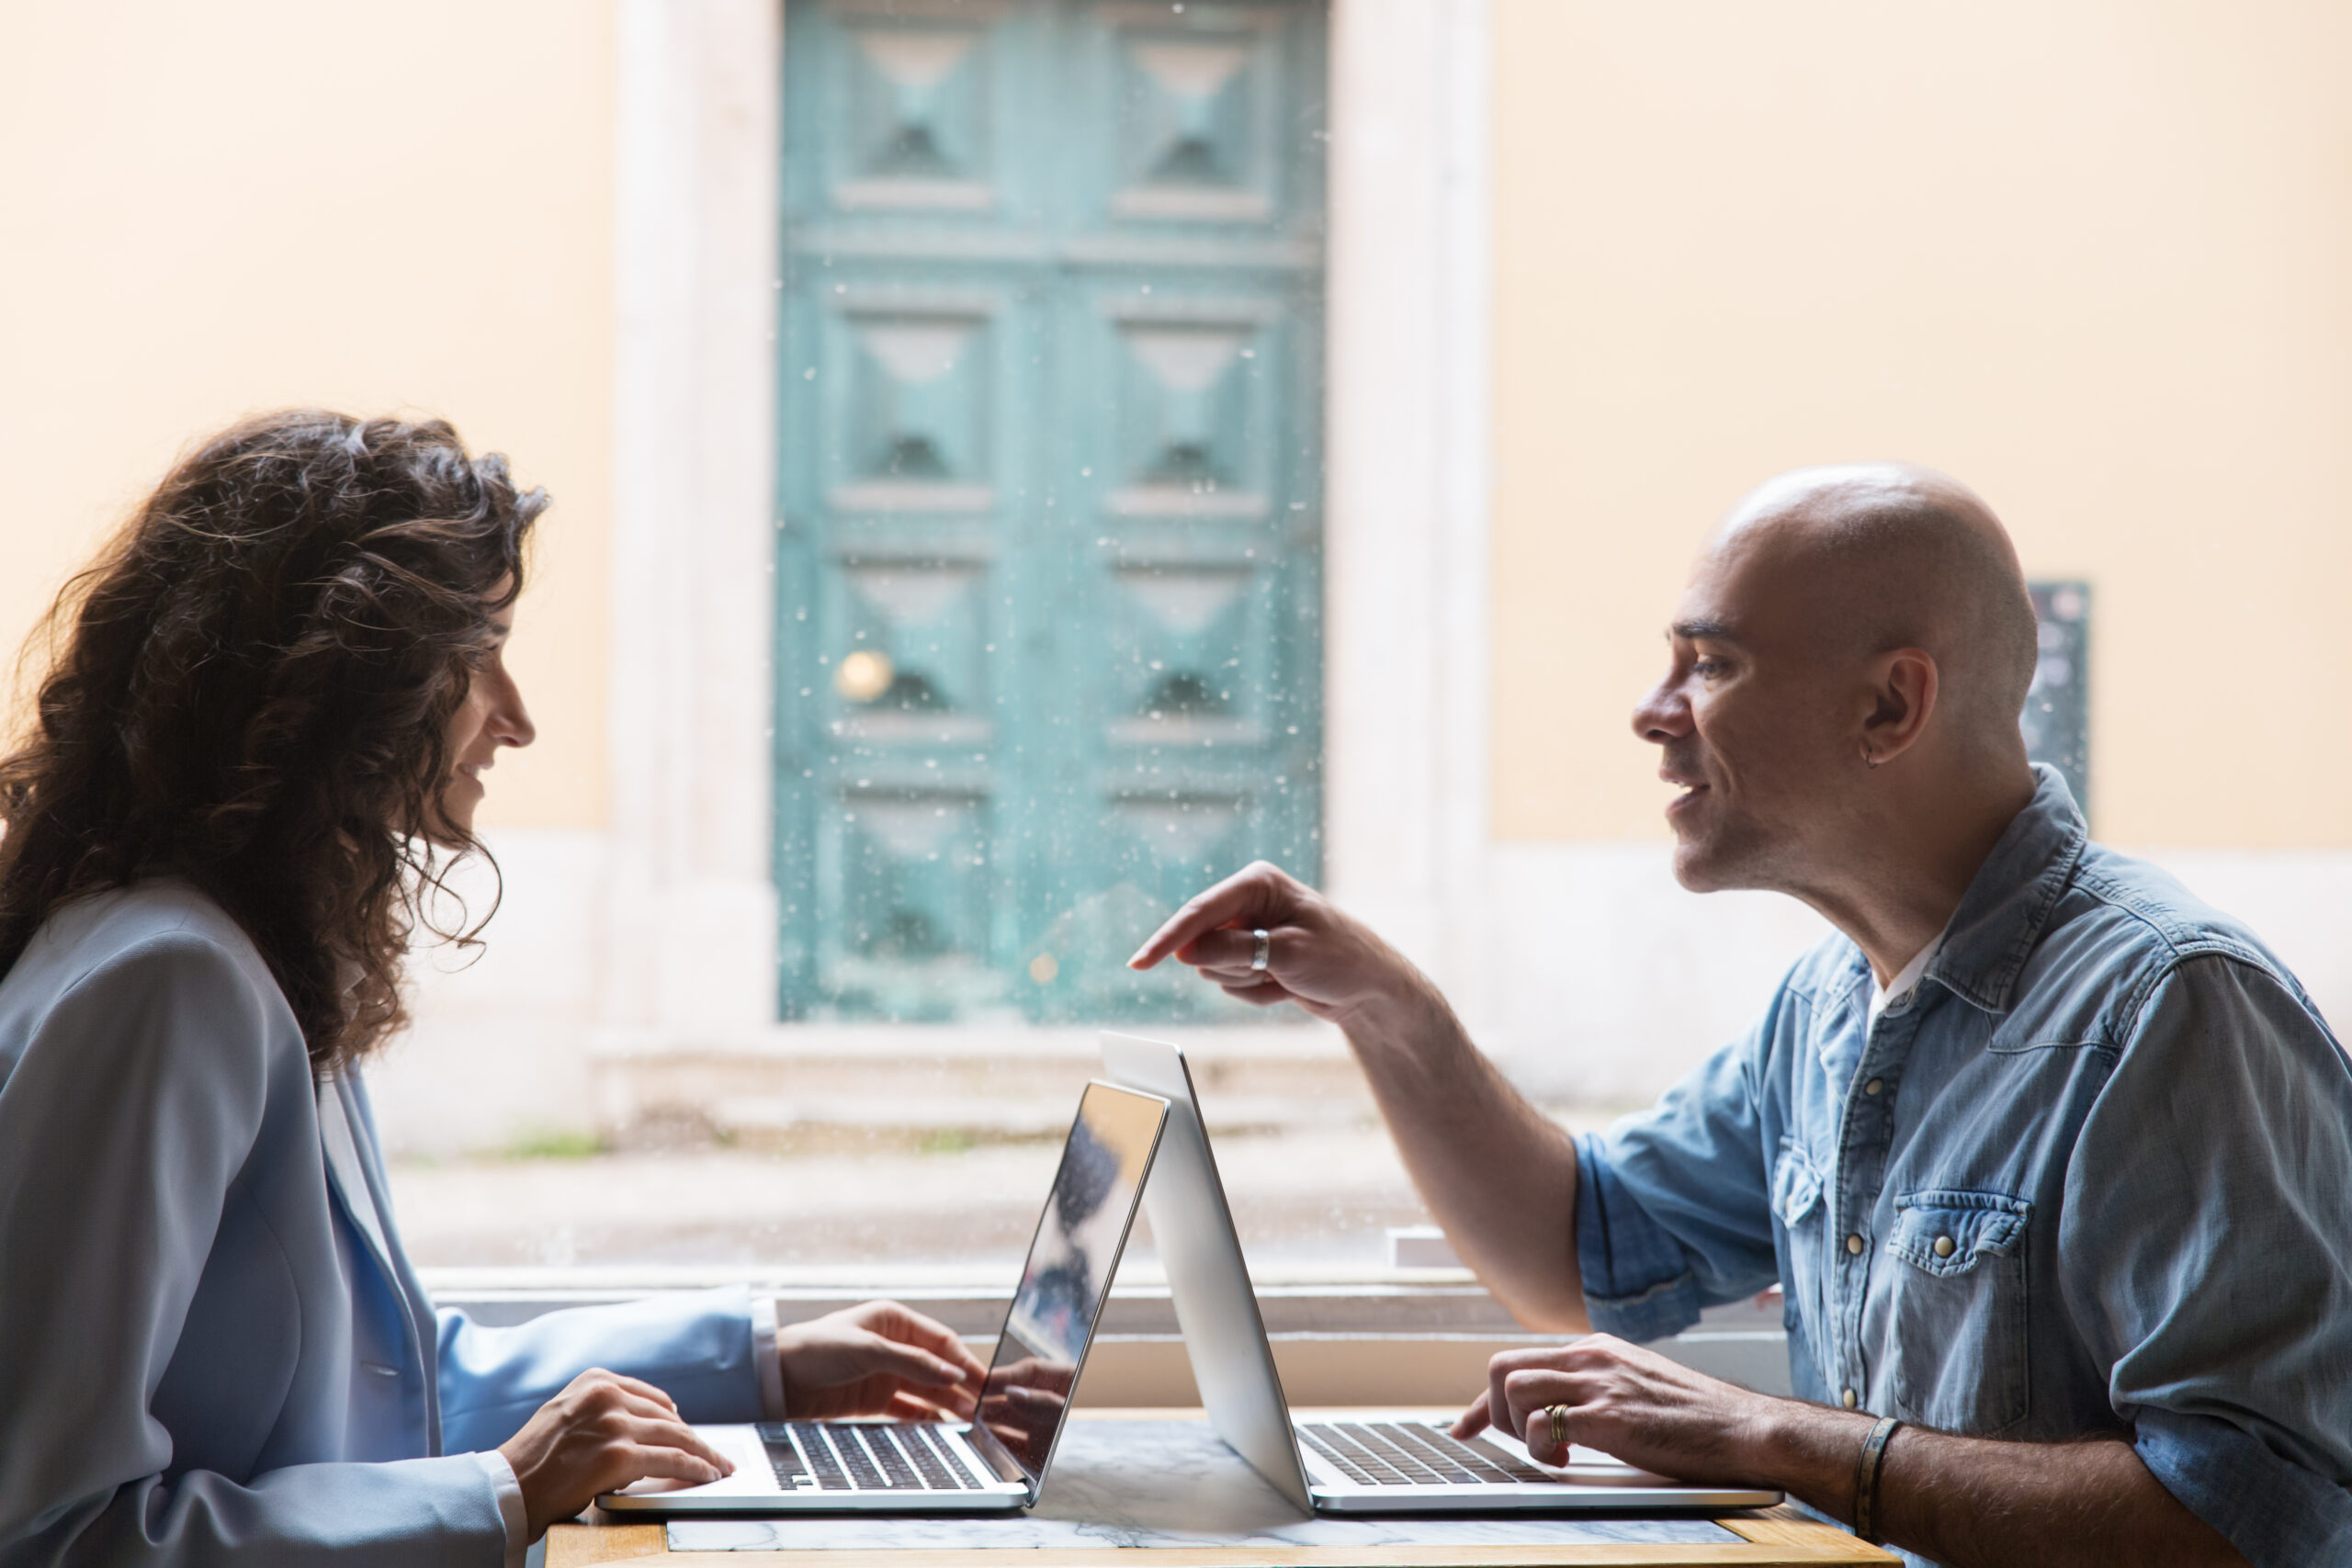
<box><xmin>587</xmin><ymin>1023</ymin><xmax>1382</xmax><ymax>1143</ymax></box>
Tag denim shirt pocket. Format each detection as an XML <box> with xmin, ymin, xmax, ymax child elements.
<box><xmin>1883</xmin><ymin>1189</ymin><xmax>2032</xmax><ymax>1435</ymax></box>
<box><xmin>1772</xmin><ymin>1140</ymin><xmax>1826</xmax><ymax>1335</ymax></box>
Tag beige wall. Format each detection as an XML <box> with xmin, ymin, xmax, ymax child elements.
<box><xmin>1491</xmin><ymin>0</ymin><xmax>2352</xmax><ymax>848</ymax></box>
<box><xmin>0</xmin><ymin>2</ymin><xmax>615</xmax><ymax>829</ymax></box>
<box><xmin>13</xmin><ymin>4</ymin><xmax>2346</xmax><ymax>852</ymax></box>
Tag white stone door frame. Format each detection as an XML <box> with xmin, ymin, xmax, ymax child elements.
<box><xmin>603</xmin><ymin>0</ymin><xmax>1496</xmax><ymax>1051</ymax></box>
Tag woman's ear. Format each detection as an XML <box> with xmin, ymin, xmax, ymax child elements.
<box><xmin>1860</xmin><ymin>648</ymin><xmax>1939</xmax><ymax>769</ymax></box>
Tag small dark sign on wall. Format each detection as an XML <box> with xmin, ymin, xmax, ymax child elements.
<box><xmin>2023</xmin><ymin>582</ymin><xmax>2090</xmax><ymax>820</ymax></box>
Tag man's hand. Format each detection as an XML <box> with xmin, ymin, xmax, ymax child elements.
<box><xmin>1126</xmin><ymin>860</ymin><xmax>1427</xmax><ymax>1027</ymax></box>
<box><xmin>777</xmin><ymin>1300</ymin><xmax>988</xmax><ymax>1422</ymax></box>
<box><xmin>1453</xmin><ymin>1338</ymin><xmax>2250</xmax><ymax>1568</ymax></box>
<box><xmin>497</xmin><ymin>1369</ymin><xmax>735</xmax><ymax>1540</ymax></box>
<box><xmin>1135</xmin><ymin>861</ymin><xmax>1589</xmax><ymax>1331</ymax></box>
<box><xmin>1454</xmin><ymin>1336</ymin><xmax>1772</xmax><ymax>1484</ymax></box>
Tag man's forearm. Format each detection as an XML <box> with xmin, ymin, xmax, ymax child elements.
<box><xmin>1748</xmin><ymin>1403</ymin><xmax>2247</xmax><ymax>1568</ymax></box>
<box><xmin>1337</xmin><ymin>978</ymin><xmax>1589</xmax><ymax>1331</ymax></box>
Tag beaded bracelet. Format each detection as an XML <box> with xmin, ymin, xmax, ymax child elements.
<box><xmin>1851</xmin><ymin>1415</ymin><xmax>1903</xmax><ymax>1544</ymax></box>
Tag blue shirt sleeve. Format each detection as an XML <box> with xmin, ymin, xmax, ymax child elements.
<box><xmin>436</xmin><ymin>1288</ymin><xmax>771</xmax><ymax>1454</ymax></box>
<box><xmin>2062</xmin><ymin>954</ymin><xmax>2352</xmax><ymax>1568</ymax></box>
<box><xmin>1577</xmin><ymin>1016</ymin><xmax>1782</xmax><ymax>1342</ymax></box>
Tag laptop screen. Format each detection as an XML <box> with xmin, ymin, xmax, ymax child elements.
<box><xmin>975</xmin><ymin>1081</ymin><xmax>1166</xmax><ymax>1482</ymax></box>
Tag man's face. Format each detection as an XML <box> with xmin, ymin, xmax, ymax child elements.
<box><xmin>1631</xmin><ymin>527</ymin><xmax>1860</xmax><ymax>893</ymax></box>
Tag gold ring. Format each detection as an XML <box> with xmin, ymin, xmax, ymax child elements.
<box><xmin>1546</xmin><ymin>1403</ymin><xmax>1568</xmax><ymax>1450</ymax></box>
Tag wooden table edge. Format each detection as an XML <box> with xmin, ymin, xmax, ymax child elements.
<box><xmin>548</xmin><ymin>1517</ymin><xmax>1894</xmax><ymax>1567</ymax></box>
<box><xmin>545</xmin><ymin>1410</ymin><xmax>1895</xmax><ymax>1567</ymax></box>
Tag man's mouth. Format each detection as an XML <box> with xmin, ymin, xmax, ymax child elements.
<box><xmin>1661</xmin><ymin>774</ymin><xmax>1709</xmax><ymax>816</ymax></box>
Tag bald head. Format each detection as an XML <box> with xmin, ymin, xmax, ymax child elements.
<box><xmin>1710</xmin><ymin>464</ymin><xmax>2039</xmax><ymax>737</ymax></box>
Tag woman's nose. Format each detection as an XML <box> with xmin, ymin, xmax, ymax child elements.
<box><xmin>494</xmin><ymin>678</ymin><xmax>537</xmax><ymax>750</ymax></box>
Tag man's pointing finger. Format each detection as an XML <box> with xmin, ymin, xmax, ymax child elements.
<box><xmin>1129</xmin><ymin>874</ymin><xmax>1272</xmax><ymax>969</ymax></box>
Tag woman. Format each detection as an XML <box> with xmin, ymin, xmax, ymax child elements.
<box><xmin>0</xmin><ymin>412</ymin><xmax>986</xmax><ymax>1565</ymax></box>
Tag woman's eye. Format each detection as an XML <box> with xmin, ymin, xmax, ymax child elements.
<box><xmin>1692</xmin><ymin>659</ymin><xmax>1726</xmax><ymax>678</ymax></box>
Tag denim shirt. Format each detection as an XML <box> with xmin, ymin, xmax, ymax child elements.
<box><xmin>1575</xmin><ymin>768</ymin><xmax>2352</xmax><ymax>1568</ymax></box>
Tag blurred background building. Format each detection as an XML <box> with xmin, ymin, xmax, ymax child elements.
<box><xmin>6</xmin><ymin>0</ymin><xmax>2349</xmax><ymax>1288</ymax></box>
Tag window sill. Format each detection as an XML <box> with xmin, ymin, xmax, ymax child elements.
<box><xmin>419</xmin><ymin>1267</ymin><xmax>1792</xmax><ymax>1404</ymax></box>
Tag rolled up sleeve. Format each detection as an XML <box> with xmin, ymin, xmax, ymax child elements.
<box><xmin>1576</xmin><ymin>1024</ymin><xmax>1781</xmax><ymax>1343</ymax></box>
<box><xmin>2064</xmin><ymin>955</ymin><xmax>2352</xmax><ymax>1567</ymax></box>
<box><xmin>2133</xmin><ymin>1408</ymin><xmax>2352</xmax><ymax>1567</ymax></box>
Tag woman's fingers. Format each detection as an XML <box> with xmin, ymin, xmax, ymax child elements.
<box><xmin>1452</xmin><ymin>1389</ymin><xmax>1494</xmax><ymax>1440</ymax></box>
<box><xmin>503</xmin><ymin>1371</ymin><xmax>740</xmax><ymax>1536</ymax></box>
<box><xmin>851</xmin><ymin>1330</ymin><xmax>976</xmax><ymax>1389</ymax></box>
<box><xmin>619</xmin><ymin>1440</ymin><xmax>730</xmax><ymax>1485</ymax></box>
<box><xmin>596</xmin><ymin>1371</ymin><xmax>682</xmax><ymax>1414</ymax></box>
<box><xmin>870</xmin><ymin>1303</ymin><xmax>989</xmax><ymax>1383</ymax></box>
<box><xmin>612</xmin><ymin>1388</ymin><xmax>698</xmax><ymax>1427</ymax></box>
<box><xmin>617</xmin><ymin>1412</ymin><xmax>735</xmax><ymax>1476</ymax></box>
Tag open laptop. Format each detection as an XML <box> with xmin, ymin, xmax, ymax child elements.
<box><xmin>1100</xmin><ymin>1032</ymin><xmax>1781</xmax><ymax>1515</ymax></box>
<box><xmin>598</xmin><ymin>1078</ymin><xmax>1169</xmax><ymax>1515</ymax></box>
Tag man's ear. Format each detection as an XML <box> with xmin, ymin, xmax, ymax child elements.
<box><xmin>1860</xmin><ymin>649</ymin><xmax>1939</xmax><ymax>769</ymax></box>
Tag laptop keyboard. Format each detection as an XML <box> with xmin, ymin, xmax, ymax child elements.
<box><xmin>759</xmin><ymin>1422</ymin><xmax>983</xmax><ymax>1492</ymax></box>
<box><xmin>1297</xmin><ymin>1421</ymin><xmax>1554</xmax><ymax>1486</ymax></box>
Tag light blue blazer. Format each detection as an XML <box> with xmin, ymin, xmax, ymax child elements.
<box><xmin>0</xmin><ymin>882</ymin><xmax>769</xmax><ymax>1565</ymax></box>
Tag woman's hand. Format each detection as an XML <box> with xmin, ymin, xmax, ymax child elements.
<box><xmin>777</xmin><ymin>1300</ymin><xmax>988</xmax><ymax>1421</ymax></box>
<box><xmin>497</xmin><ymin>1369</ymin><xmax>736</xmax><ymax>1540</ymax></box>
<box><xmin>976</xmin><ymin>1354</ymin><xmax>1075</xmax><ymax>1450</ymax></box>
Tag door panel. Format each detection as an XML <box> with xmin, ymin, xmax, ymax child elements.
<box><xmin>778</xmin><ymin>0</ymin><xmax>1325</xmax><ymax>1022</ymax></box>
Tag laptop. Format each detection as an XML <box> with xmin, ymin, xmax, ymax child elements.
<box><xmin>1099</xmin><ymin>1032</ymin><xmax>1782</xmax><ymax>1515</ymax></box>
<box><xmin>598</xmin><ymin>1078</ymin><xmax>1170</xmax><ymax>1515</ymax></box>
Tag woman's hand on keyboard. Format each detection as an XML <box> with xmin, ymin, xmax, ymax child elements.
<box><xmin>498</xmin><ymin>1369</ymin><xmax>736</xmax><ymax>1539</ymax></box>
<box><xmin>777</xmin><ymin>1299</ymin><xmax>989</xmax><ymax>1421</ymax></box>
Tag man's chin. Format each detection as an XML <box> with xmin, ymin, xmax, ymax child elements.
<box><xmin>1669</xmin><ymin>846</ymin><xmax>1718</xmax><ymax>893</ymax></box>
<box><xmin>1668</xmin><ymin>837</ymin><xmax>1740</xmax><ymax>894</ymax></box>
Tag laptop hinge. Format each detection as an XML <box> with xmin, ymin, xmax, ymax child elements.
<box><xmin>960</xmin><ymin>1423</ymin><xmax>1031</xmax><ymax>1487</ymax></box>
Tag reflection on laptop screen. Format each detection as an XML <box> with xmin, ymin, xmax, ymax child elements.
<box><xmin>976</xmin><ymin>1082</ymin><xmax>1163</xmax><ymax>1479</ymax></box>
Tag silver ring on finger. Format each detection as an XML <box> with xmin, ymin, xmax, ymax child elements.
<box><xmin>1250</xmin><ymin>928</ymin><xmax>1272</xmax><ymax>973</ymax></box>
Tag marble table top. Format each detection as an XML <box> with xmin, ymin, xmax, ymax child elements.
<box><xmin>666</xmin><ymin>1420</ymin><xmax>1745</xmax><ymax>1552</ymax></box>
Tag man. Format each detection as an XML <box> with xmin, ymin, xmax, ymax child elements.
<box><xmin>1130</xmin><ymin>466</ymin><xmax>2352</xmax><ymax>1568</ymax></box>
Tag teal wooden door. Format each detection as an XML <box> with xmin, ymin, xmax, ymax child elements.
<box><xmin>775</xmin><ymin>0</ymin><xmax>1326</xmax><ymax>1023</ymax></box>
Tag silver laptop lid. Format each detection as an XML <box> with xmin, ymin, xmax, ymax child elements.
<box><xmin>1098</xmin><ymin>1033</ymin><xmax>1314</xmax><ymax>1511</ymax></box>
<box><xmin>976</xmin><ymin>1079</ymin><xmax>1169</xmax><ymax>1491</ymax></box>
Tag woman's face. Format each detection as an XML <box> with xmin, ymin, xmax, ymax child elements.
<box><xmin>437</xmin><ymin>601</ymin><xmax>536</xmax><ymax>838</ymax></box>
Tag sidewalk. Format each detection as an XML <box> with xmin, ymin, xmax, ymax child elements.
<box><xmin>386</xmin><ymin>1106</ymin><xmax>1625</xmax><ymax>1272</ymax></box>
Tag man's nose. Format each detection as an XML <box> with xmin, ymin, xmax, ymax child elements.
<box><xmin>1631</xmin><ymin>680</ymin><xmax>1690</xmax><ymax>744</ymax></box>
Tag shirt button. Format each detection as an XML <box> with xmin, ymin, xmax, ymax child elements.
<box><xmin>1934</xmin><ymin>1235</ymin><xmax>1957</xmax><ymax>1258</ymax></box>
<box><xmin>1863</xmin><ymin>1077</ymin><xmax>1883</xmax><ymax>1096</ymax></box>
<box><xmin>1846</xmin><ymin>1234</ymin><xmax>1865</xmax><ymax>1255</ymax></box>
<box><xmin>1841</xmin><ymin>1388</ymin><xmax>1859</xmax><ymax>1409</ymax></box>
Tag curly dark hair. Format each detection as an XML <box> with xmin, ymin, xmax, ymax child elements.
<box><xmin>0</xmin><ymin>410</ymin><xmax>545</xmax><ymax>1074</ymax></box>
